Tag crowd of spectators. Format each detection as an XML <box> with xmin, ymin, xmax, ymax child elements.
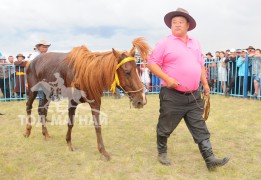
<box><xmin>0</xmin><ymin>54</ymin><xmax>29</xmax><ymax>99</ymax></box>
<box><xmin>204</xmin><ymin>46</ymin><xmax>261</xmax><ymax>97</ymax></box>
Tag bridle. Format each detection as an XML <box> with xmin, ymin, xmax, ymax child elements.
<box><xmin>110</xmin><ymin>57</ymin><xmax>144</xmax><ymax>95</ymax></box>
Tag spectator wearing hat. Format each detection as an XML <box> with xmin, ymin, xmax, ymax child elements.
<box><xmin>235</xmin><ymin>49</ymin><xmax>242</xmax><ymax>54</ymax></box>
<box><xmin>14</xmin><ymin>54</ymin><xmax>28</xmax><ymax>98</ymax></box>
<box><xmin>36</xmin><ymin>40</ymin><xmax>51</xmax><ymax>54</ymax></box>
<box><xmin>246</xmin><ymin>46</ymin><xmax>255</xmax><ymax>57</ymax></box>
<box><xmin>28</xmin><ymin>46</ymin><xmax>40</xmax><ymax>61</ymax></box>
<box><xmin>205</xmin><ymin>52</ymin><xmax>213</xmax><ymax>61</ymax></box>
<box><xmin>205</xmin><ymin>52</ymin><xmax>217</xmax><ymax>91</ymax></box>
<box><xmin>204</xmin><ymin>53</ymin><xmax>212</xmax><ymax>79</ymax></box>
<box><xmin>148</xmin><ymin>8</ymin><xmax>229</xmax><ymax>170</ymax></box>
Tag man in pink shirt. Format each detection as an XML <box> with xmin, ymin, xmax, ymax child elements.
<box><xmin>148</xmin><ymin>8</ymin><xmax>229</xmax><ymax>170</ymax></box>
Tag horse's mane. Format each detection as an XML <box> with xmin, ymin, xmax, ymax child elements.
<box><xmin>65</xmin><ymin>46</ymin><xmax>118</xmax><ymax>103</ymax></box>
<box><xmin>65</xmin><ymin>37</ymin><xmax>151</xmax><ymax>104</ymax></box>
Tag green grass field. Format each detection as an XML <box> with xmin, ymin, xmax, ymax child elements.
<box><xmin>0</xmin><ymin>95</ymin><xmax>261</xmax><ymax>179</ymax></box>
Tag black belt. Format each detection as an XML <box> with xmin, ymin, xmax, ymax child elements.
<box><xmin>163</xmin><ymin>87</ymin><xmax>197</xmax><ymax>95</ymax></box>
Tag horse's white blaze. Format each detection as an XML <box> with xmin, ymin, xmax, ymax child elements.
<box><xmin>136</xmin><ymin>67</ymin><xmax>146</xmax><ymax>105</ymax></box>
<box><xmin>142</xmin><ymin>93</ymin><xmax>147</xmax><ymax>105</ymax></box>
<box><xmin>136</xmin><ymin>68</ymin><xmax>140</xmax><ymax>77</ymax></box>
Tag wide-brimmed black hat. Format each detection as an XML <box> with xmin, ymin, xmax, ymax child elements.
<box><xmin>205</xmin><ymin>52</ymin><xmax>213</xmax><ymax>57</ymax></box>
<box><xmin>164</xmin><ymin>8</ymin><xmax>196</xmax><ymax>31</ymax></box>
<box><xmin>246</xmin><ymin>46</ymin><xmax>255</xmax><ymax>50</ymax></box>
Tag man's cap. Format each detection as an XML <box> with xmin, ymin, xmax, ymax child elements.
<box><xmin>164</xmin><ymin>8</ymin><xmax>196</xmax><ymax>31</ymax></box>
<box><xmin>235</xmin><ymin>49</ymin><xmax>242</xmax><ymax>53</ymax></box>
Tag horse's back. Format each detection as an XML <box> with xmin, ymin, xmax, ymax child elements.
<box><xmin>27</xmin><ymin>52</ymin><xmax>70</xmax><ymax>86</ymax></box>
<box><xmin>32</xmin><ymin>52</ymin><xmax>68</xmax><ymax>72</ymax></box>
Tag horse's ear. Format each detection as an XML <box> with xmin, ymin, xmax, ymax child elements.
<box><xmin>112</xmin><ymin>48</ymin><xmax>120</xmax><ymax>59</ymax></box>
<box><xmin>129</xmin><ymin>46</ymin><xmax>135</xmax><ymax>57</ymax></box>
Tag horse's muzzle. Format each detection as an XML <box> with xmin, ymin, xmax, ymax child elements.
<box><xmin>132</xmin><ymin>93</ymin><xmax>147</xmax><ymax>109</ymax></box>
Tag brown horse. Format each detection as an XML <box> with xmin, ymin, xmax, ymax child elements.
<box><xmin>24</xmin><ymin>37</ymin><xmax>150</xmax><ymax>160</ymax></box>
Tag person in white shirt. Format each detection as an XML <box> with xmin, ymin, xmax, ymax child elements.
<box><xmin>28</xmin><ymin>46</ymin><xmax>40</xmax><ymax>61</ymax></box>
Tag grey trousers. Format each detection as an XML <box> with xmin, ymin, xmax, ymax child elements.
<box><xmin>157</xmin><ymin>87</ymin><xmax>210</xmax><ymax>144</ymax></box>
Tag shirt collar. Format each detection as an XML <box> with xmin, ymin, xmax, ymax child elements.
<box><xmin>170</xmin><ymin>34</ymin><xmax>192</xmax><ymax>41</ymax></box>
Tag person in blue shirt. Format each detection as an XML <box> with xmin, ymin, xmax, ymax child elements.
<box><xmin>236</xmin><ymin>50</ymin><xmax>251</xmax><ymax>95</ymax></box>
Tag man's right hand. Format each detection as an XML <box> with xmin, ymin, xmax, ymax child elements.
<box><xmin>147</xmin><ymin>64</ymin><xmax>180</xmax><ymax>89</ymax></box>
<box><xmin>166</xmin><ymin>77</ymin><xmax>180</xmax><ymax>89</ymax></box>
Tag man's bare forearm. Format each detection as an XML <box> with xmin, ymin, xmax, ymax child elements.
<box><xmin>148</xmin><ymin>64</ymin><xmax>169</xmax><ymax>82</ymax></box>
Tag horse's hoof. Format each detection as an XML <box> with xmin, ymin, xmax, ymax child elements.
<box><xmin>100</xmin><ymin>153</ymin><xmax>111</xmax><ymax>161</ymax></box>
<box><xmin>68</xmin><ymin>146</ymin><xmax>75</xmax><ymax>151</ymax></box>
<box><xmin>23</xmin><ymin>131</ymin><xmax>30</xmax><ymax>138</ymax></box>
<box><xmin>67</xmin><ymin>142</ymin><xmax>75</xmax><ymax>151</ymax></box>
<box><xmin>44</xmin><ymin>135</ymin><xmax>51</xmax><ymax>140</ymax></box>
<box><xmin>23</xmin><ymin>133</ymin><xmax>29</xmax><ymax>138</ymax></box>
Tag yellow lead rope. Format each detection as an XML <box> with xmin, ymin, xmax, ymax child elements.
<box><xmin>110</xmin><ymin>57</ymin><xmax>135</xmax><ymax>93</ymax></box>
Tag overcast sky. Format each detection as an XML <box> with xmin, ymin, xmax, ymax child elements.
<box><xmin>0</xmin><ymin>0</ymin><xmax>260</xmax><ymax>58</ymax></box>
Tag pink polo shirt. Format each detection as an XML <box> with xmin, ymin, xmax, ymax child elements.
<box><xmin>148</xmin><ymin>34</ymin><xmax>204</xmax><ymax>92</ymax></box>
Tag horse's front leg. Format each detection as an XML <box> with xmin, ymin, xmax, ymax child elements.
<box><xmin>91</xmin><ymin>105</ymin><xmax>110</xmax><ymax>161</ymax></box>
<box><xmin>39</xmin><ymin>95</ymin><xmax>51</xmax><ymax>140</ymax></box>
<box><xmin>66</xmin><ymin>100</ymin><xmax>78</xmax><ymax>151</ymax></box>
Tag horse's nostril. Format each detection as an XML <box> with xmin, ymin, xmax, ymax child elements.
<box><xmin>137</xmin><ymin>101</ymin><xmax>143</xmax><ymax>106</ymax></box>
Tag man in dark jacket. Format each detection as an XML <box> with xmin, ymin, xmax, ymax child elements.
<box><xmin>224</xmin><ymin>49</ymin><xmax>237</xmax><ymax>95</ymax></box>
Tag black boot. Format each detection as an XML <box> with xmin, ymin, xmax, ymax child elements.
<box><xmin>157</xmin><ymin>135</ymin><xmax>171</xmax><ymax>165</ymax></box>
<box><xmin>198</xmin><ymin>139</ymin><xmax>230</xmax><ymax>170</ymax></box>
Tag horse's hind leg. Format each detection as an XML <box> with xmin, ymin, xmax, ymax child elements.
<box><xmin>24</xmin><ymin>91</ymin><xmax>38</xmax><ymax>137</ymax></box>
<box><xmin>39</xmin><ymin>95</ymin><xmax>51</xmax><ymax>140</ymax></box>
<box><xmin>91</xmin><ymin>105</ymin><xmax>110</xmax><ymax>161</ymax></box>
<box><xmin>66</xmin><ymin>100</ymin><xmax>78</xmax><ymax>151</ymax></box>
